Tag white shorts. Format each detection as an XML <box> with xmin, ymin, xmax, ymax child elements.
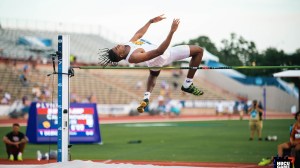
<box><xmin>147</xmin><ymin>45</ymin><xmax>190</xmax><ymax>71</ymax></box>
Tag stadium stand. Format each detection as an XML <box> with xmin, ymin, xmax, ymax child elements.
<box><xmin>0</xmin><ymin>28</ymin><xmax>114</xmax><ymax>63</ymax></box>
<box><xmin>0</xmin><ymin>26</ymin><xmax>297</xmax><ymax>113</ymax></box>
<box><xmin>0</xmin><ymin>62</ymin><xmax>236</xmax><ymax>105</ymax></box>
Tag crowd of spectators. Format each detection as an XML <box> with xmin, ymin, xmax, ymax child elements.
<box><xmin>0</xmin><ymin>59</ymin><xmax>54</xmax><ymax>118</ymax></box>
<box><xmin>70</xmin><ymin>90</ymin><xmax>98</xmax><ymax>104</ymax></box>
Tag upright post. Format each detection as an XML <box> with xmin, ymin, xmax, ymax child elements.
<box><xmin>263</xmin><ymin>87</ymin><xmax>266</xmax><ymax>120</ymax></box>
<box><xmin>57</xmin><ymin>35</ymin><xmax>70</xmax><ymax>162</ymax></box>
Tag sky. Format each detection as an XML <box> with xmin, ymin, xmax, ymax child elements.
<box><xmin>0</xmin><ymin>0</ymin><xmax>300</xmax><ymax>53</ymax></box>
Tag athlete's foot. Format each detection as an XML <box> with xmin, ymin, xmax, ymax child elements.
<box><xmin>17</xmin><ymin>153</ymin><xmax>23</xmax><ymax>161</ymax></box>
<box><xmin>137</xmin><ymin>99</ymin><xmax>149</xmax><ymax>113</ymax></box>
<box><xmin>9</xmin><ymin>154</ymin><xmax>14</xmax><ymax>161</ymax></box>
<box><xmin>181</xmin><ymin>83</ymin><xmax>204</xmax><ymax>96</ymax></box>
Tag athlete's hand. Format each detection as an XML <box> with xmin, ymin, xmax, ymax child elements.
<box><xmin>170</xmin><ymin>19</ymin><xmax>180</xmax><ymax>33</ymax></box>
<box><xmin>150</xmin><ymin>14</ymin><xmax>166</xmax><ymax>23</ymax></box>
<box><xmin>13</xmin><ymin>142</ymin><xmax>19</xmax><ymax>148</ymax></box>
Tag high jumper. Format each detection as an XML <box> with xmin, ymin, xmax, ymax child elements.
<box><xmin>99</xmin><ymin>14</ymin><xmax>204</xmax><ymax>113</ymax></box>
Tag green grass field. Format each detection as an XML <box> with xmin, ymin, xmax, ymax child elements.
<box><xmin>0</xmin><ymin>119</ymin><xmax>293</xmax><ymax>163</ymax></box>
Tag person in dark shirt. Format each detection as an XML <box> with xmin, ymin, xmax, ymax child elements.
<box><xmin>3</xmin><ymin>123</ymin><xmax>28</xmax><ymax>161</ymax></box>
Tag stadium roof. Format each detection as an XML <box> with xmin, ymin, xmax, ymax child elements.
<box><xmin>273</xmin><ymin>70</ymin><xmax>300</xmax><ymax>77</ymax></box>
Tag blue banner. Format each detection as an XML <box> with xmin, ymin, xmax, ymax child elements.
<box><xmin>26</xmin><ymin>102</ymin><xmax>101</xmax><ymax>144</ymax></box>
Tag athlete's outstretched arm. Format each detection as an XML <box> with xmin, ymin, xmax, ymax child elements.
<box><xmin>129</xmin><ymin>14</ymin><xmax>166</xmax><ymax>42</ymax></box>
<box><xmin>128</xmin><ymin>19</ymin><xmax>180</xmax><ymax>63</ymax></box>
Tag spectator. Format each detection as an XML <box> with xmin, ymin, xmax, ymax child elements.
<box><xmin>3</xmin><ymin>123</ymin><xmax>28</xmax><ymax>161</ymax></box>
<box><xmin>242</xmin><ymin>100</ymin><xmax>249</xmax><ymax>115</ymax></box>
<box><xmin>88</xmin><ymin>94</ymin><xmax>97</xmax><ymax>103</ymax></box>
<box><xmin>248</xmin><ymin>100</ymin><xmax>264</xmax><ymax>141</ymax></box>
<box><xmin>41</xmin><ymin>85</ymin><xmax>51</xmax><ymax>100</ymax></box>
<box><xmin>216</xmin><ymin>101</ymin><xmax>224</xmax><ymax>116</ymax></box>
<box><xmin>172</xmin><ymin>81</ymin><xmax>178</xmax><ymax>90</ymax></box>
<box><xmin>28</xmin><ymin>56</ymin><xmax>38</xmax><ymax>70</ymax></box>
<box><xmin>135</xmin><ymin>81</ymin><xmax>143</xmax><ymax>90</ymax></box>
<box><xmin>8</xmin><ymin>99</ymin><xmax>25</xmax><ymax>119</ymax></box>
<box><xmin>1</xmin><ymin>92</ymin><xmax>11</xmax><ymax>104</ymax></box>
<box><xmin>20</xmin><ymin>96</ymin><xmax>30</xmax><ymax>118</ymax></box>
<box><xmin>227</xmin><ymin>101</ymin><xmax>235</xmax><ymax>120</ymax></box>
<box><xmin>19</xmin><ymin>73</ymin><xmax>29</xmax><ymax>87</ymax></box>
<box><xmin>237</xmin><ymin>101</ymin><xmax>244</xmax><ymax>120</ymax></box>
<box><xmin>70</xmin><ymin>90</ymin><xmax>81</xmax><ymax>103</ymax></box>
<box><xmin>70</xmin><ymin>55</ymin><xmax>77</xmax><ymax>65</ymax></box>
<box><xmin>12</xmin><ymin>59</ymin><xmax>17</xmax><ymax>71</ymax></box>
<box><xmin>23</xmin><ymin>64</ymin><xmax>29</xmax><ymax>73</ymax></box>
<box><xmin>278</xmin><ymin>111</ymin><xmax>300</xmax><ymax>158</ymax></box>
<box><xmin>165</xmin><ymin>99</ymin><xmax>182</xmax><ymax>117</ymax></box>
<box><xmin>32</xmin><ymin>84</ymin><xmax>41</xmax><ymax>101</ymax></box>
<box><xmin>172</xmin><ymin>69</ymin><xmax>182</xmax><ymax>78</ymax></box>
<box><xmin>157</xmin><ymin>95</ymin><xmax>166</xmax><ymax>114</ymax></box>
<box><xmin>258</xmin><ymin>111</ymin><xmax>300</xmax><ymax>166</ymax></box>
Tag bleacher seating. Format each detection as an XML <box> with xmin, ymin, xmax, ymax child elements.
<box><xmin>0</xmin><ymin>27</ymin><xmax>237</xmax><ymax>105</ymax></box>
<box><xmin>0</xmin><ymin>28</ymin><xmax>115</xmax><ymax>63</ymax></box>
<box><xmin>0</xmin><ymin>63</ymin><xmax>236</xmax><ymax>105</ymax></box>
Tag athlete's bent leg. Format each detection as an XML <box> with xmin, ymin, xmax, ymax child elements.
<box><xmin>187</xmin><ymin>45</ymin><xmax>203</xmax><ymax>78</ymax></box>
<box><xmin>137</xmin><ymin>70</ymin><xmax>161</xmax><ymax>113</ymax></box>
<box><xmin>181</xmin><ymin>46</ymin><xmax>204</xmax><ymax>96</ymax></box>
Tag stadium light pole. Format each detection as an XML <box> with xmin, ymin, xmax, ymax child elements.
<box><xmin>57</xmin><ymin>35</ymin><xmax>70</xmax><ymax>162</ymax></box>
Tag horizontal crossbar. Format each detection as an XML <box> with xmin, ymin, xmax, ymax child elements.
<box><xmin>72</xmin><ymin>65</ymin><xmax>300</xmax><ymax>70</ymax></box>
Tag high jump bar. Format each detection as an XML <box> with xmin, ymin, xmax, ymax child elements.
<box><xmin>72</xmin><ymin>65</ymin><xmax>300</xmax><ymax>70</ymax></box>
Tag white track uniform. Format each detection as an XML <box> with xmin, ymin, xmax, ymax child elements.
<box><xmin>125</xmin><ymin>39</ymin><xmax>190</xmax><ymax>69</ymax></box>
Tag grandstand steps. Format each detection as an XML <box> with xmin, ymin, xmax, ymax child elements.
<box><xmin>0</xmin><ymin>28</ymin><xmax>114</xmax><ymax>62</ymax></box>
<box><xmin>89</xmin><ymin>69</ymin><xmax>236</xmax><ymax>102</ymax></box>
<box><xmin>0</xmin><ymin>64</ymin><xmax>29</xmax><ymax>100</ymax></box>
<box><xmin>0</xmin><ymin>63</ymin><xmax>237</xmax><ymax>105</ymax></box>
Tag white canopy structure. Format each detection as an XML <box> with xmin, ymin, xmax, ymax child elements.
<box><xmin>202</xmin><ymin>49</ymin><xmax>220</xmax><ymax>62</ymax></box>
<box><xmin>273</xmin><ymin>70</ymin><xmax>300</xmax><ymax>77</ymax></box>
<box><xmin>273</xmin><ymin>70</ymin><xmax>300</xmax><ymax>112</ymax></box>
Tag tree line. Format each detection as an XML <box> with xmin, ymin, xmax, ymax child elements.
<box><xmin>177</xmin><ymin>33</ymin><xmax>300</xmax><ymax>77</ymax></box>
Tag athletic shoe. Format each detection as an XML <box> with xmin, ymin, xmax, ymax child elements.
<box><xmin>37</xmin><ymin>150</ymin><xmax>42</xmax><ymax>161</ymax></box>
<box><xmin>137</xmin><ymin>99</ymin><xmax>149</xmax><ymax>113</ymax></box>
<box><xmin>45</xmin><ymin>152</ymin><xmax>49</xmax><ymax>160</ymax></box>
<box><xmin>258</xmin><ymin>158</ymin><xmax>271</xmax><ymax>166</ymax></box>
<box><xmin>17</xmin><ymin>153</ymin><xmax>23</xmax><ymax>161</ymax></box>
<box><xmin>9</xmin><ymin>154</ymin><xmax>14</xmax><ymax>161</ymax></box>
<box><xmin>181</xmin><ymin>84</ymin><xmax>204</xmax><ymax>96</ymax></box>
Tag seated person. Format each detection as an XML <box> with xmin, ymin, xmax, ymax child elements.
<box><xmin>3</xmin><ymin>123</ymin><xmax>28</xmax><ymax>161</ymax></box>
<box><xmin>278</xmin><ymin>111</ymin><xmax>300</xmax><ymax>158</ymax></box>
<box><xmin>258</xmin><ymin>111</ymin><xmax>300</xmax><ymax>166</ymax></box>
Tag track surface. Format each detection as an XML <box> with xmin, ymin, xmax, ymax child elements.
<box><xmin>1</xmin><ymin>113</ymin><xmax>289</xmax><ymax>167</ymax></box>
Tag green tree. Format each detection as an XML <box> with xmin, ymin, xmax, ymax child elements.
<box><xmin>187</xmin><ymin>36</ymin><xmax>220</xmax><ymax>56</ymax></box>
<box><xmin>254</xmin><ymin>48</ymin><xmax>286</xmax><ymax>76</ymax></box>
<box><xmin>176</xmin><ymin>34</ymin><xmax>299</xmax><ymax>77</ymax></box>
<box><xmin>219</xmin><ymin>33</ymin><xmax>259</xmax><ymax>66</ymax></box>
<box><xmin>286</xmin><ymin>48</ymin><xmax>300</xmax><ymax>66</ymax></box>
<box><xmin>174</xmin><ymin>36</ymin><xmax>220</xmax><ymax>56</ymax></box>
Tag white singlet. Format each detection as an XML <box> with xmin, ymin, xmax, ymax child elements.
<box><xmin>125</xmin><ymin>39</ymin><xmax>190</xmax><ymax>68</ymax></box>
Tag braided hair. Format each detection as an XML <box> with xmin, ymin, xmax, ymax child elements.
<box><xmin>98</xmin><ymin>48</ymin><xmax>122</xmax><ymax>67</ymax></box>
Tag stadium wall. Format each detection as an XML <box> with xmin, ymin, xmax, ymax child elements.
<box><xmin>199</xmin><ymin>70</ymin><xmax>298</xmax><ymax>112</ymax></box>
